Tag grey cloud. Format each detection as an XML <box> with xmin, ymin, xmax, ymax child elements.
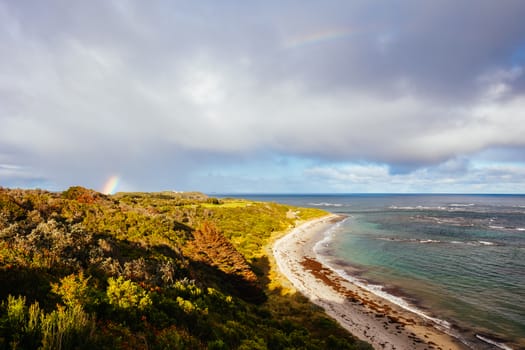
<box><xmin>244</xmin><ymin>1</ymin><xmax>525</xmax><ymax>101</ymax></box>
<box><xmin>5</xmin><ymin>1</ymin><xmax>525</xmax><ymax>98</ymax></box>
<box><xmin>1</xmin><ymin>1</ymin><xmax>525</xmax><ymax>191</ymax></box>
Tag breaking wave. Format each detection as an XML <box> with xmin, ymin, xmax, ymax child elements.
<box><xmin>375</xmin><ymin>237</ymin><xmax>500</xmax><ymax>246</ymax></box>
<box><xmin>309</xmin><ymin>202</ymin><xmax>344</xmax><ymax>207</ymax></box>
<box><xmin>475</xmin><ymin>334</ymin><xmax>514</xmax><ymax>350</ymax></box>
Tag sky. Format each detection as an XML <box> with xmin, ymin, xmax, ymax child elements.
<box><xmin>1</xmin><ymin>1</ymin><xmax>525</xmax><ymax>194</ymax></box>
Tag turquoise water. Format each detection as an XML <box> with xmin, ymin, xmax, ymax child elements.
<box><xmin>226</xmin><ymin>194</ymin><xmax>525</xmax><ymax>349</ymax></box>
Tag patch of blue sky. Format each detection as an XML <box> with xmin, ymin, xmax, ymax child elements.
<box><xmin>510</xmin><ymin>42</ymin><xmax>525</xmax><ymax>66</ymax></box>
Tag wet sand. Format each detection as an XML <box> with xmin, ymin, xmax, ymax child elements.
<box><xmin>273</xmin><ymin>215</ymin><xmax>469</xmax><ymax>350</ymax></box>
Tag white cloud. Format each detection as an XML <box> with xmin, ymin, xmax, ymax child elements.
<box><xmin>303</xmin><ymin>160</ymin><xmax>525</xmax><ymax>193</ymax></box>
<box><xmin>1</xmin><ymin>1</ymin><xmax>525</xmax><ymax>192</ymax></box>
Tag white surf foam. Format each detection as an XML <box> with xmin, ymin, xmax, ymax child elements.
<box><xmin>312</xmin><ymin>222</ymin><xmax>451</xmax><ymax>330</ymax></box>
<box><xmin>389</xmin><ymin>205</ymin><xmax>448</xmax><ymax>211</ymax></box>
<box><xmin>478</xmin><ymin>241</ymin><xmax>496</xmax><ymax>246</ymax></box>
<box><xmin>309</xmin><ymin>202</ymin><xmax>344</xmax><ymax>207</ymax></box>
<box><xmin>313</xmin><ymin>217</ymin><xmax>348</xmax><ymax>251</ymax></box>
<box><xmin>328</xmin><ymin>264</ymin><xmax>451</xmax><ymax>329</ymax></box>
<box><xmin>475</xmin><ymin>334</ymin><xmax>514</xmax><ymax>350</ymax></box>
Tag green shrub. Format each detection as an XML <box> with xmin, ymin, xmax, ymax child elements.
<box><xmin>106</xmin><ymin>276</ymin><xmax>152</xmax><ymax>310</ymax></box>
<box><xmin>40</xmin><ymin>304</ymin><xmax>95</xmax><ymax>350</ymax></box>
<box><xmin>0</xmin><ymin>295</ymin><xmax>96</xmax><ymax>350</ymax></box>
<box><xmin>5</xmin><ymin>295</ymin><xmax>26</xmax><ymax>328</ymax></box>
<box><xmin>51</xmin><ymin>272</ymin><xmax>92</xmax><ymax>308</ymax></box>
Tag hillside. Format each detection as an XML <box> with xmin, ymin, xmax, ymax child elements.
<box><xmin>0</xmin><ymin>186</ymin><xmax>372</xmax><ymax>349</ymax></box>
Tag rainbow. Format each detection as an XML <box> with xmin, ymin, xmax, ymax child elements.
<box><xmin>101</xmin><ymin>175</ymin><xmax>120</xmax><ymax>195</ymax></box>
<box><xmin>283</xmin><ymin>27</ymin><xmax>353</xmax><ymax>49</ymax></box>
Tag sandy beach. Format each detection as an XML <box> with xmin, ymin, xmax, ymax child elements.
<box><xmin>273</xmin><ymin>215</ymin><xmax>469</xmax><ymax>350</ymax></box>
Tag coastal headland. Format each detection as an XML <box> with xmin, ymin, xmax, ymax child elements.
<box><xmin>273</xmin><ymin>215</ymin><xmax>468</xmax><ymax>350</ymax></box>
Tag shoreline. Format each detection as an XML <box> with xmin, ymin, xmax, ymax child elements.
<box><xmin>273</xmin><ymin>214</ymin><xmax>468</xmax><ymax>350</ymax></box>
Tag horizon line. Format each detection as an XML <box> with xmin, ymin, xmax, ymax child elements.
<box><xmin>211</xmin><ymin>192</ymin><xmax>525</xmax><ymax>196</ymax></box>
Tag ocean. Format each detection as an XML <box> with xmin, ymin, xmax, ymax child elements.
<box><xmin>222</xmin><ymin>194</ymin><xmax>525</xmax><ymax>349</ymax></box>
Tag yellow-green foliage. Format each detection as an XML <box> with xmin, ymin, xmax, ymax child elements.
<box><xmin>199</xmin><ymin>200</ymin><xmax>248</xmax><ymax>209</ymax></box>
<box><xmin>40</xmin><ymin>304</ymin><xmax>95</xmax><ymax>350</ymax></box>
<box><xmin>203</xmin><ymin>200</ymin><xmax>325</xmax><ymax>260</ymax></box>
<box><xmin>5</xmin><ymin>295</ymin><xmax>26</xmax><ymax>328</ymax></box>
<box><xmin>0</xmin><ymin>187</ymin><xmax>371</xmax><ymax>350</ymax></box>
<box><xmin>106</xmin><ymin>276</ymin><xmax>152</xmax><ymax>310</ymax></box>
<box><xmin>2</xmin><ymin>295</ymin><xmax>95</xmax><ymax>350</ymax></box>
<box><xmin>51</xmin><ymin>272</ymin><xmax>91</xmax><ymax>308</ymax></box>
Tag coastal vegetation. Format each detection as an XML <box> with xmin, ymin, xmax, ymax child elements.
<box><xmin>0</xmin><ymin>186</ymin><xmax>371</xmax><ymax>349</ymax></box>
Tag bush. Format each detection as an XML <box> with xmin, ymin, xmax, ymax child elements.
<box><xmin>106</xmin><ymin>276</ymin><xmax>152</xmax><ymax>310</ymax></box>
<box><xmin>40</xmin><ymin>304</ymin><xmax>95</xmax><ymax>350</ymax></box>
<box><xmin>51</xmin><ymin>272</ymin><xmax>92</xmax><ymax>308</ymax></box>
<box><xmin>0</xmin><ymin>295</ymin><xmax>96</xmax><ymax>350</ymax></box>
<box><xmin>0</xmin><ymin>188</ymin><xmax>371</xmax><ymax>350</ymax></box>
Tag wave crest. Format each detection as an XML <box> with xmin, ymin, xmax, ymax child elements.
<box><xmin>309</xmin><ymin>202</ymin><xmax>344</xmax><ymax>207</ymax></box>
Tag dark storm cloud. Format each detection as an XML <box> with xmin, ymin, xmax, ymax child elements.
<box><xmin>246</xmin><ymin>0</ymin><xmax>525</xmax><ymax>100</ymax></box>
<box><xmin>1</xmin><ymin>0</ymin><xmax>524</xmax><ymax>191</ymax></box>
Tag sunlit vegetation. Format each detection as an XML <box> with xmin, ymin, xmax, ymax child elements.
<box><xmin>0</xmin><ymin>186</ymin><xmax>371</xmax><ymax>349</ymax></box>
